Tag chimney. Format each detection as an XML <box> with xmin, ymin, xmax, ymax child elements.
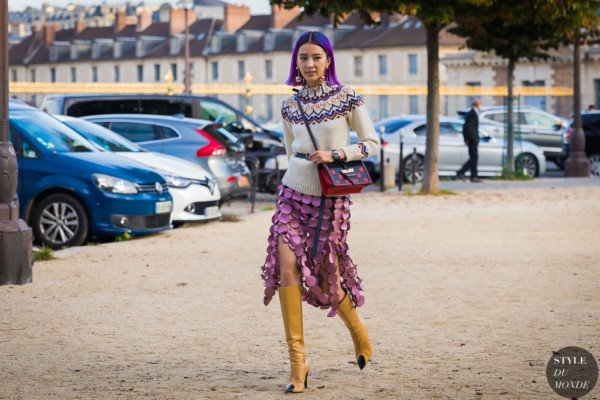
<box><xmin>114</xmin><ymin>10</ymin><xmax>127</xmax><ymax>33</ymax></box>
<box><xmin>270</xmin><ymin>5</ymin><xmax>300</xmax><ymax>29</ymax></box>
<box><xmin>223</xmin><ymin>4</ymin><xmax>250</xmax><ymax>33</ymax></box>
<box><xmin>169</xmin><ymin>8</ymin><xmax>197</xmax><ymax>35</ymax></box>
<box><xmin>137</xmin><ymin>10</ymin><xmax>152</xmax><ymax>32</ymax></box>
<box><xmin>74</xmin><ymin>20</ymin><xmax>86</xmax><ymax>34</ymax></box>
<box><xmin>42</xmin><ymin>24</ymin><xmax>56</xmax><ymax>46</ymax></box>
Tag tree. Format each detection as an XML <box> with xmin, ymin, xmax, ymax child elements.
<box><xmin>451</xmin><ymin>0</ymin><xmax>600</xmax><ymax>175</ymax></box>
<box><xmin>270</xmin><ymin>0</ymin><xmax>489</xmax><ymax>193</ymax></box>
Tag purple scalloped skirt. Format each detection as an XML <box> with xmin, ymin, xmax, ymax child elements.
<box><xmin>260</xmin><ymin>184</ymin><xmax>365</xmax><ymax>317</ymax></box>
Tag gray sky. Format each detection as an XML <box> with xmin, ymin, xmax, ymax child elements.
<box><xmin>9</xmin><ymin>0</ymin><xmax>272</xmax><ymax>15</ymax></box>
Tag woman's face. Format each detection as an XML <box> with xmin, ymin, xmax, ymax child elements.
<box><xmin>296</xmin><ymin>43</ymin><xmax>331</xmax><ymax>87</ymax></box>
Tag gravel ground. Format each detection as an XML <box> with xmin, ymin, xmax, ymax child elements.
<box><xmin>1</xmin><ymin>186</ymin><xmax>599</xmax><ymax>399</ymax></box>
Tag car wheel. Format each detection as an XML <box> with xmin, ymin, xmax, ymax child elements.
<box><xmin>32</xmin><ymin>193</ymin><xmax>89</xmax><ymax>248</ymax></box>
<box><xmin>516</xmin><ymin>153</ymin><xmax>539</xmax><ymax>177</ymax></box>
<box><xmin>589</xmin><ymin>154</ymin><xmax>600</xmax><ymax>177</ymax></box>
<box><xmin>403</xmin><ymin>154</ymin><xmax>425</xmax><ymax>183</ymax></box>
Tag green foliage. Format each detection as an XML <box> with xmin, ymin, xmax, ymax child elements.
<box><xmin>115</xmin><ymin>232</ymin><xmax>133</xmax><ymax>242</ymax></box>
<box><xmin>451</xmin><ymin>0</ymin><xmax>600</xmax><ymax>62</ymax></box>
<box><xmin>33</xmin><ymin>246</ymin><xmax>55</xmax><ymax>261</ymax></box>
<box><xmin>220</xmin><ymin>213</ymin><xmax>241</xmax><ymax>222</ymax></box>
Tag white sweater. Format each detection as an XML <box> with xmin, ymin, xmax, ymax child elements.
<box><xmin>280</xmin><ymin>82</ymin><xmax>380</xmax><ymax>196</ymax></box>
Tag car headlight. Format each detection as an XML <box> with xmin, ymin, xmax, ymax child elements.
<box><xmin>164</xmin><ymin>175</ymin><xmax>193</xmax><ymax>188</ymax></box>
<box><xmin>93</xmin><ymin>173</ymin><xmax>138</xmax><ymax>194</ymax></box>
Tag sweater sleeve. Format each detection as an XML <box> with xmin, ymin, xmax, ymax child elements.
<box><xmin>340</xmin><ymin>89</ymin><xmax>380</xmax><ymax>162</ymax></box>
<box><xmin>282</xmin><ymin>118</ymin><xmax>294</xmax><ymax>160</ymax></box>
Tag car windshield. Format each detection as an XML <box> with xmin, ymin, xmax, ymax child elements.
<box><xmin>200</xmin><ymin>100</ymin><xmax>238</xmax><ymax>126</ymax></box>
<box><xmin>10</xmin><ymin>110</ymin><xmax>95</xmax><ymax>153</ymax></box>
<box><xmin>374</xmin><ymin>119</ymin><xmax>414</xmax><ymax>134</ymax></box>
<box><xmin>63</xmin><ymin>119</ymin><xmax>142</xmax><ymax>152</ymax></box>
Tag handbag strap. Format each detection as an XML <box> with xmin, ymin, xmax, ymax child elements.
<box><xmin>294</xmin><ymin>94</ymin><xmax>319</xmax><ymax>151</ymax></box>
<box><xmin>294</xmin><ymin>94</ymin><xmax>326</xmax><ymax>258</ymax></box>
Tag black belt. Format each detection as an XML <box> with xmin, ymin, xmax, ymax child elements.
<box><xmin>294</xmin><ymin>152</ymin><xmax>310</xmax><ymax>159</ymax></box>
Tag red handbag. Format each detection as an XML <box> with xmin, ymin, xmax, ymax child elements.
<box><xmin>295</xmin><ymin>95</ymin><xmax>372</xmax><ymax>197</ymax></box>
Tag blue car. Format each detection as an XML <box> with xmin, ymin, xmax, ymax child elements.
<box><xmin>8</xmin><ymin>101</ymin><xmax>173</xmax><ymax>248</ymax></box>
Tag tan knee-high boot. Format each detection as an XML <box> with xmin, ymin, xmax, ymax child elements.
<box><xmin>337</xmin><ymin>291</ymin><xmax>373</xmax><ymax>370</ymax></box>
<box><xmin>279</xmin><ymin>285</ymin><xmax>310</xmax><ymax>393</ymax></box>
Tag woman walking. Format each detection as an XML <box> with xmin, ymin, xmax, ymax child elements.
<box><xmin>260</xmin><ymin>31</ymin><xmax>380</xmax><ymax>394</ymax></box>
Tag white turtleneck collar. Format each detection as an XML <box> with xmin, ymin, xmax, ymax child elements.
<box><xmin>298</xmin><ymin>81</ymin><xmax>336</xmax><ymax>99</ymax></box>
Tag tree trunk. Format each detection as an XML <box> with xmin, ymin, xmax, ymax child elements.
<box><xmin>421</xmin><ymin>21</ymin><xmax>440</xmax><ymax>193</ymax></box>
<box><xmin>506</xmin><ymin>57</ymin><xmax>515</xmax><ymax>175</ymax></box>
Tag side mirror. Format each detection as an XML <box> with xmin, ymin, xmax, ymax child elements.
<box><xmin>230</xmin><ymin>122</ymin><xmax>244</xmax><ymax>132</ymax></box>
<box><xmin>480</xmin><ymin>135</ymin><xmax>492</xmax><ymax>143</ymax></box>
<box><xmin>553</xmin><ymin>123</ymin><xmax>563</xmax><ymax>131</ymax></box>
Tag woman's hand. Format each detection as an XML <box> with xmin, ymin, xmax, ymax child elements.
<box><xmin>308</xmin><ymin>149</ymin><xmax>346</xmax><ymax>164</ymax></box>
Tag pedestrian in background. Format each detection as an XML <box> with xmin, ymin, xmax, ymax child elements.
<box><xmin>457</xmin><ymin>98</ymin><xmax>482</xmax><ymax>183</ymax></box>
<box><xmin>260</xmin><ymin>31</ymin><xmax>379</xmax><ymax>394</ymax></box>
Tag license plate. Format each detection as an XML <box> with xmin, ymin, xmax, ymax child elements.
<box><xmin>238</xmin><ymin>175</ymin><xmax>250</xmax><ymax>187</ymax></box>
<box><xmin>205</xmin><ymin>206</ymin><xmax>219</xmax><ymax>218</ymax></box>
<box><xmin>155</xmin><ymin>201</ymin><xmax>172</xmax><ymax>214</ymax></box>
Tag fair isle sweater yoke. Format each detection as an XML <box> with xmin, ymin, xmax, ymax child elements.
<box><xmin>280</xmin><ymin>82</ymin><xmax>380</xmax><ymax>196</ymax></box>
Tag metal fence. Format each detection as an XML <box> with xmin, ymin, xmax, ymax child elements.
<box><xmin>9</xmin><ymin>82</ymin><xmax>574</xmax><ymax>124</ymax></box>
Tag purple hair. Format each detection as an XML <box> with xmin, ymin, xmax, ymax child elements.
<box><xmin>284</xmin><ymin>31</ymin><xmax>341</xmax><ymax>86</ymax></box>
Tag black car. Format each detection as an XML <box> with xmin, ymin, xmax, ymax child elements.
<box><xmin>41</xmin><ymin>94</ymin><xmax>286</xmax><ymax>192</ymax></box>
<box><xmin>559</xmin><ymin>111</ymin><xmax>600</xmax><ymax>176</ymax></box>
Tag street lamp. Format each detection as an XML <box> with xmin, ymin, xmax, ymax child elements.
<box><xmin>565</xmin><ymin>35</ymin><xmax>591</xmax><ymax>177</ymax></box>
<box><xmin>0</xmin><ymin>0</ymin><xmax>33</xmax><ymax>284</ymax></box>
<box><xmin>179</xmin><ymin>0</ymin><xmax>193</xmax><ymax>96</ymax></box>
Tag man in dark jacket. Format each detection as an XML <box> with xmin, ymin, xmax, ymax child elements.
<box><xmin>457</xmin><ymin>98</ymin><xmax>482</xmax><ymax>182</ymax></box>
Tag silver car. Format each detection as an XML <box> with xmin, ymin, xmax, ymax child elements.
<box><xmin>361</xmin><ymin>116</ymin><xmax>547</xmax><ymax>182</ymax></box>
<box><xmin>460</xmin><ymin>106</ymin><xmax>568</xmax><ymax>167</ymax></box>
<box><xmin>83</xmin><ymin>114</ymin><xmax>251</xmax><ymax>201</ymax></box>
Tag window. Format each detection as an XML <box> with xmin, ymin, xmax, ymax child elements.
<box><xmin>108</xmin><ymin>122</ymin><xmax>160</xmax><ymax>142</ymax></box>
<box><xmin>211</xmin><ymin>61</ymin><xmax>218</xmax><ymax>81</ymax></box>
<box><xmin>266</xmin><ymin>94</ymin><xmax>273</xmax><ymax>121</ymax></box>
<box><xmin>114</xmin><ymin>65</ymin><xmax>120</xmax><ymax>82</ymax></box>
<box><xmin>188</xmin><ymin>62</ymin><xmax>194</xmax><ymax>80</ymax></box>
<box><xmin>71</xmin><ymin>67</ymin><xmax>77</xmax><ymax>83</ymax></box>
<box><xmin>238</xmin><ymin>60</ymin><xmax>245</xmax><ymax>81</ymax></box>
<box><xmin>92</xmin><ymin>66</ymin><xmax>98</xmax><ymax>83</ymax></box>
<box><xmin>9</xmin><ymin>130</ymin><xmax>39</xmax><ymax>159</ymax></box>
<box><xmin>50</xmin><ymin>67</ymin><xmax>56</xmax><ymax>83</ymax></box>
<box><xmin>157</xmin><ymin>125</ymin><xmax>179</xmax><ymax>139</ymax></box>
<box><xmin>414</xmin><ymin>124</ymin><xmax>426</xmax><ymax>136</ymax></box>
<box><xmin>466</xmin><ymin>81</ymin><xmax>481</xmax><ymax>107</ymax></box>
<box><xmin>137</xmin><ymin>65</ymin><xmax>143</xmax><ymax>82</ymax></box>
<box><xmin>439</xmin><ymin>122</ymin><xmax>462</xmax><ymax>135</ymax></box>
<box><xmin>154</xmin><ymin>64</ymin><xmax>161</xmax><ymax>82</ymax></box>
<box><xmin>354</xmin><ymin>56</ymin><xmax>363</xmax><ymax>77</ymax></box>
<box><xmin>409</xmin><ymin>95</ymin><xmax>418</xmax><ymax>114</ymax></box>
<box><xmin>523</xmin><ymin>80</ymin><xmax>546</xmax><ymax>110</ymax></box>
<box><xmin>408</xmin><ymin>54</ymin><xmax>417</xmax><ymax>75</ymax></box>
<box><xmin>9</xmin><ymin>110</ymin><xmax>95</xmax><ymax>153</ymax></box>
<box><xmin>11</xmin><ymin>69</ymin><xmax>17</xmax><ymax>82</ymax></box>
<box><xmin>199</xmin><ymin>99</ymin><xmax>238</xmax><ymax>126</ymax></box>
<box><xmin>378</xmin><ymin>55</ymin><xmax>387</xmax><ymax>76</ymax></box>
<box><xmin>171</xmin><ymin>63</ymin><xmax>177</xmax><ymax>81</ymax></box>
<box><xmin>30</xmin><ymin>69</ymin><xmax>36</xmax><ymax>82</ymax></box>
<box><xmin>265</xmin><ymin>59</ymin><xmax>273</xmax><ymax>80</ymax></box>
<box><xmin>524</xmin><ymin>112</ymin><xmax>557</xmax><ymax>127</ymax></box>
<box><xmin>379</xmin><ymin>96</ymin><xmax>388</xmax><ymax>119</ymax></box>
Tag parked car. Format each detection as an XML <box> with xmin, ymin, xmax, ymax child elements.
<box><xmin>559</xmin><ymin>111</ymin><xmax>600</xmax><ymax>176</ymax></box>
<box><xmin>56</xmin><ymin>115</ymin><xmax>222</xmax><ymax>225</ymax></box>
<box><xmin>8</xmin><ymin>101</ymin><xmax>172</xmax><ymax>248</ymax></box>
<box><xmin>458</xmin><ymin>106</ymin><xmax>567</xmax><ymax>167</ymax></box>
<box><xmin>361</xmin><ymin>116</ymin><xmax>546</xmax><ymax>181</ymax></box>
<box><xmin>41</xmin><ymin>93</ymin><xmax>287</xmax><ymax>193</ymax></box>
<box><xmin>82</xmin><ymin>114</ymin><xmax>251</xmax><ymax>201</ymax></box>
